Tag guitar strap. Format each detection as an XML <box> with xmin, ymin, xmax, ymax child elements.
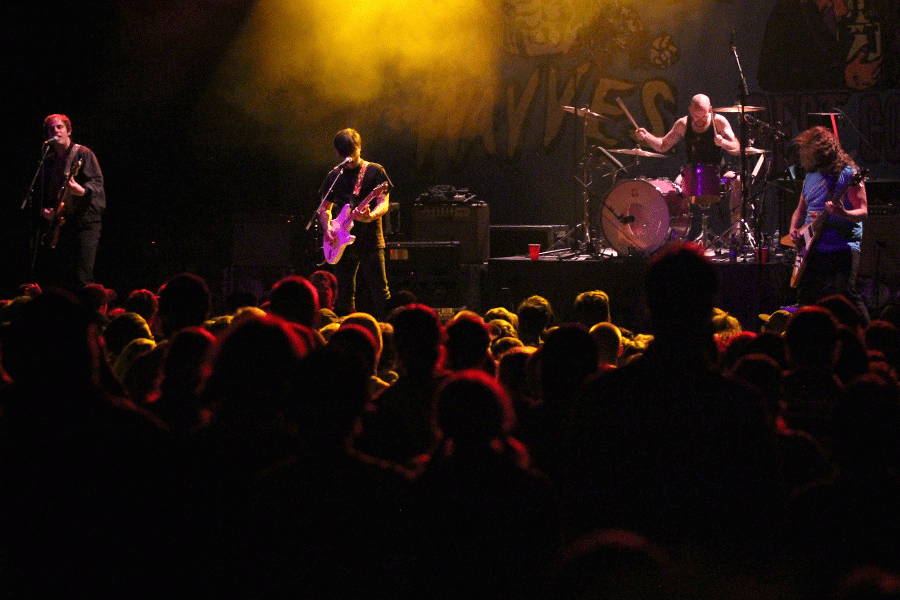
<box><xmin>64</xmin><ymin>144</ymin><xmax>81</xmax><ymax>179</ymax></box>
<box><xmin>352</xmin><ymin>161</ymin><xmax>369</xmax><ymax>198</ymax></box>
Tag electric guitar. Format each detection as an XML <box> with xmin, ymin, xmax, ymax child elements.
<box><xmin>322</xmin><ymin>182</ymin><xmax>389</xmax><ymax>265</ymax></box>
<box><xmin>42</xmin><ymin>158</ymin><xmax>83</xmax><ymax>249</ymax></box>
<box><xmin>784</xmin><ymin>169</ymin><xmax>867</xmax><ymax>288</ymax></box>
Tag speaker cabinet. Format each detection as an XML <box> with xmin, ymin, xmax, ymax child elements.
<box><xmin>386</xmin><ymin>241</ymin><xmax>462</xmax><ymax>307</ymax></box>
<box><xmin>489</xmin><ymin>224</ymin><xmax>568</xmax><ymax>257</ymax></box>
<box><xmin>860</xmin><ymin>212</ymin><xmax>900</xmax><ymax>282</ymax></box>
<box><xmin>412</xmin><ymin>202</ymin><xmax>490</xmax><ymax>264</ymax></box>
<box><xmin>232</xmin><ymin>213</ymin><xmax>294</xmax><ymax>267</ymax></box>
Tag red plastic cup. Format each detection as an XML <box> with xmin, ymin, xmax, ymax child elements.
<box><xmin>529</xmin><ymin>243</ymin><xmax>540</xmax><ymax>260</ymax></box>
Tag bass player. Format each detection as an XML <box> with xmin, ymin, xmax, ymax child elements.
<box><xmin>38</xmin><ymin>114</ymin><xmax>106</xmax><ymax>289</ymax></box>
<box><xmin>317</xmin><ymin>128</ymin><xmax>393</xmax><ymax>319</ymax></box>
<box><xmin>789</xmin><ymin>125</ymin><xmax>869</xmax><ymax>323</ymax></box>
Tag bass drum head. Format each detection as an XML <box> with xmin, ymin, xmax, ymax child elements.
<box><xmin>600</xmin><ymin>178</ymin><xmax>672</xmax><ymax>255</ymax></box>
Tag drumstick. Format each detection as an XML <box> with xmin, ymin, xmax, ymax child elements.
<box><xmin>616</xmin><ymin>97</ymin><xmax>640</xmax><ymax>130</ymax></box>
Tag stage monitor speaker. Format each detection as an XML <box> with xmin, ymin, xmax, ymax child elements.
<box><xmin>412</xmin><ymin>202</ymin><xmax>489</xmax><ymax>264</ymax></box>
<box><xmin>385</xmin><ymin>241</ymin><xmax>462</xmax><ymax>307</ymax></box>
<box><xmin>490</xmin><ymin>224</ymin><xmax>568</xmax><ymax>258</ymax></box>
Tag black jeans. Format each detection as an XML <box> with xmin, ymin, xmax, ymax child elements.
<box><xmin>334</xmin><ymin>245</ymin><xmax>390</xmax><ymax>320</ymax></box>
<box><xmin>797</xmin><ymin>246</ymin><xmax>870</xmax><ymax>324</ymax></box>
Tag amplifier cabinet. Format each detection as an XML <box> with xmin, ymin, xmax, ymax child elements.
<box><xmin>385</xmin><ymin>241</ymin><xmax>462</xmax><ymax>308</ymax></box>
<box><xmin>412</xmin><ymin>202</ymin><xmax>490</xmax><ymax>264</ymax></box>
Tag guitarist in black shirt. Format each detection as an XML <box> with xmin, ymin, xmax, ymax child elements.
<box><xmin>789</xmin><ymin>126</ymin><xmax>869</xmax><ymax>323</ymax></box>
<box><xmin>37</xmin><ymin>114</ymin><xmax>106</xmax><ymax>290</ymax></box>
<box><xmin>317</xmin><ymin>128</ymin><xmax>393</xmax><ymax>319</ymax></box>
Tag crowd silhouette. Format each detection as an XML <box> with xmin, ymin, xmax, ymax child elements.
<box><xmin>1</xmin><ymin>241</ymin><xmax>900</xmax><ymax>598</ymax></box>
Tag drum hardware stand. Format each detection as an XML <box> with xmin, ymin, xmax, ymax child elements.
<box><xmin>554</xmin><ymin>106</ymin><xmax>614</xmax><ymax>260</ymax></box>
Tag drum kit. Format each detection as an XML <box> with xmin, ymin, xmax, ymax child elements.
<box><xmin>560</xmin><ymin>101</ymin><xmax>770</xmax><ymax>257</ymax></box>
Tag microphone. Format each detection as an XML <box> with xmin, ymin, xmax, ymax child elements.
<box><xmin>730</xmin><ymin>29</ymin><xmax>735</xmax><ymax>50</ymax></box>
<box><xmin>43</xmin><ymin>135</ymin><xmax>60</xmax><ymax>145</ymax></box>
<box><xmin>332</xmin><ymin>156</ymin><xmax>353</xmax><ymax>170</ymax></box>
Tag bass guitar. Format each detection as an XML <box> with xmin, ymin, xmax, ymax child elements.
<box><xmin>42</xmin><ymin>158</ymin><xmax>84</xmax><ymax>249</ymax></box>
<box><xmin>322</xmin><ymin>181</ymin><xmax>389</xmax><ymax>265</ymax></box>
<box><xmin>783</xmin><ymin>169</ymin><xmax>867</xmax><ymax>288</ymax></box>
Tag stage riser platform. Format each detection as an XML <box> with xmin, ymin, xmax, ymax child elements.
<box><xmin>484</xmin><ymin>256</ymin><xmax>793</xmax><ymax>334</ymax></box>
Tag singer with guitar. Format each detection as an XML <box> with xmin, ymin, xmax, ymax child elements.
<box><xmin>789</xmin><ymin>126</ymin><xmax>869</xmax><ymax>323</ymax></box>
<box><xmin>37</xmin><ymin>114</ymin><xmax>106</xmax><ymax>289</ymax></box>
<box><xmin>317</xmin><ymin>128</ymin><xmax>392</xmax><ymax>319</ymax></box>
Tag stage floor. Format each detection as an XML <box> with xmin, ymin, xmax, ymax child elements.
<box><xmin>483</xmin><ymin>248</ymin><xmax>793</xmax><ymax>334</ymax></box>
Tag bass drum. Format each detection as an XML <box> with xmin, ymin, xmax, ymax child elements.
<box><xmin>600</xmin><ymin>178</ymin><xmax>689</xmax><ymax>255</ymax></box>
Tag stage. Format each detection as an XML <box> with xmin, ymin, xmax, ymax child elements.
<box><xmin>482</xmin><ymin>249</ymin><xmax>794</xmax><ymax>334</ymax></box>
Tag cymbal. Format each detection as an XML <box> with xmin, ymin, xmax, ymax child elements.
<box><xmin>714</xmin><ymin>104</ymin><xmax>766</xmax><ymax>113</ymax></box>
<box><xmin>743</xmin><ymin>147</ymin><xmax>770</xmax><ymax>155</ymax></box>
<box><xmin>608</xmin><ymin>147</ymin><xmax>665</xmax><ymax>157</ymax></box>
<box><xmin>808</xmin><ymin>112</ymin><xmax>842</xmax><ymax>117</ymax></box>
<box><xmin>561</xmin><ymin>105</ymin><xmax>608</xmax><ymax>121</ymax></box>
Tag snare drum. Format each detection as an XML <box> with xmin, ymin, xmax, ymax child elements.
<box><xmin>680</xmin><ymin>163</ymin><xmax>726</xmax><ymax>206</ymax></box>
<box><xmin>600</xmin><ymin>178</ymin><xmax>688</xmax><ymax>255</ymax></box>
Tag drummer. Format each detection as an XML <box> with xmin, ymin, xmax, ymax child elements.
<box><xmin>633</xmin><ymin>94</ymin><xmax>743</xmax><ymax>226</ymax></box>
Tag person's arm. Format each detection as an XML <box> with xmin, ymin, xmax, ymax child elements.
<box><xmin>318</xmin><ymin>199</ymin><xmax>335</xmax><ymax>240</ymax></box>
<box><xmin>827</xmin><ymin>181</ymin><xmax>868</xmax><ymax>223</ymax></box>
<box><xmin>354</xmin><ymin>191</ymin><xmax>389</xmax><ymax>223</ymax></box>
<box><xmin>634</xmin><ymin>117</ymin><xmax>686</xmax><ymax>153</ymax></box>
<box><xmin>789</xmin><ymin>194</ymin><xmax>808</xmax><ymax>243</ymax></box>
<box><xmin>714</xmin><ymin>115</ymin><xmax>741</xmax><ymax>155</ymax></box>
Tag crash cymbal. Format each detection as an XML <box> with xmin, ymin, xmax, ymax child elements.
<box><xmin>743</xmin><ymin>147</ymin><xmax>770</xmax><ymax>155</ymax></box>
<box><xmin>561</xmin><ymin>105</ymin><xmax>609</xmax><ymax>121</ymax></box>
<box><xmin>714</xmin><ymin>104</ymin><xmax>766</xmax><ymax>113</ymax></box>
<box><xmin>608</xmin><ymin>147</ymin><xmax>666</xmax><ymax>157</ymax></box>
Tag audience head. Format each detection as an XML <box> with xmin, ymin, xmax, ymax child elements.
<box><xmin>759</xmin><ymin>309</ymin><xmax>793</xmax><ymax>335</ymax></box>
<box><xmin>540</xmin><ymin>323</ymin><xmax>599</xmax><ymax>405</ymax></box>
<box><xmin>817</xmin><ymin>293</ymin><xmax>865</xmax><ymax>332</ymax></box>
<box><xmin>102</xmin><ymin>312</ymin><xmax>154</xmax><ymax>364</ymax></box>
<box><xmin>309</xmin><ymin>270</ymin><xmax>338</xmax><ymax>311</ymax></box>
<box><xmin>445</xmin><ymin>311</ymin><xmax>493</xmax><ymax>373</ymax></box>
<box><xmin>573</xmin><ymin>290</ymin><xmax>611</xmax><ymax>328</ymax></box>
<box><xmin>865</xmin><ymin>320</ymin><xmax>900</xmax><ymax>373</ymax></box>
<box><xmin>784</xmin><ymin>306</ymin><xmax>840</xmax><ymax>370</ymax></box>
<box><xmin>484</xmin><ymin>306</ymin><xmax>519</xmax><ymax>332</ymax></box>
<box><xmin>341</xmin><ymin>312</ymin><xmax>383</xmax><ymax>362</ymax></box>
<box><xmin>124</xmin><ymin>289</ymin><xmax>159</xmax><ymax>324</ymax></box>
<box><xmin>157</xmin><ymin>272</ymin><xmax>212</xmax><ymax>337</ymax></box>
<box><xmin>388</xmin><ymin>303</ymin><xmax>445</xmax><ymax>376</ymax></box>
<box><xmin>436</xmin><ymin>369</ymin><xmax>514</xmax><ymax>450</ymax></box>
<box><xmin>590</xmin><ymin>322</ymin><xmax>623</xmax><ymax>368</ymax></box>
<box><xmin>201</xmin><ymin>313</ymin><xmax>308</xmax><ymax>419</ymax></box>
<box><xmin>78</xmin><ymin>283</ymin><xmax>116</xmax><ymax>315</ymax></box>
<box><xmin>267</xmin><ymin>275</ymin><xmax>319</xmax><ymax>328</ymax></box>
<box><xmin>1</xmin><ymin>288</ymin><xmax>100</xmax><ymax>389</ymax></box>
<box><xmin>644</xmin><ymin>242</ymin><xmax>717</xmax><ymax>340</ymax></box>
<box><xmin>516</xmin><ymin>295</ymin><xmax>554</xmax><ymax>346</ymax></box>
<box><xmin>327</xmin><ymin>323</ymin><xmax>379</xmax><ymax>377</ymax></box>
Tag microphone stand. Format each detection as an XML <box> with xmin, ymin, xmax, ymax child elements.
<box><xmin>305</xmin><ymin>164</ymin><xmax>346</xmax><ymax>232</ymax></box>
<box><xmin>731</xmin><ymin>34</ymin><xmax>758</xmax><ymax>257</ymax></box>
<box><xmin>23</xmin><ymin>143</ymin><xmax>55</xmax><ymax>280</ymax></box>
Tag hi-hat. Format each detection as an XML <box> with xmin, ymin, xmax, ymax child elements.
<box><xmin>562</xmin><ymin>105</ymin><xmax>608</xmax><ymax>121</ymax></box>
<box><xmin>608</xmin><ymin>147</ymin><xmax>665</xmax><ymax>157</ymax></box>
<box><xmin>743</xmin><ymin>147</ymin><xmax>770</xmax><ymax>155</ymax></box>
<box><xmin>715</xmin><ymin>104</ymin><xmax>766</xmax><ymax>113</ymax></box>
